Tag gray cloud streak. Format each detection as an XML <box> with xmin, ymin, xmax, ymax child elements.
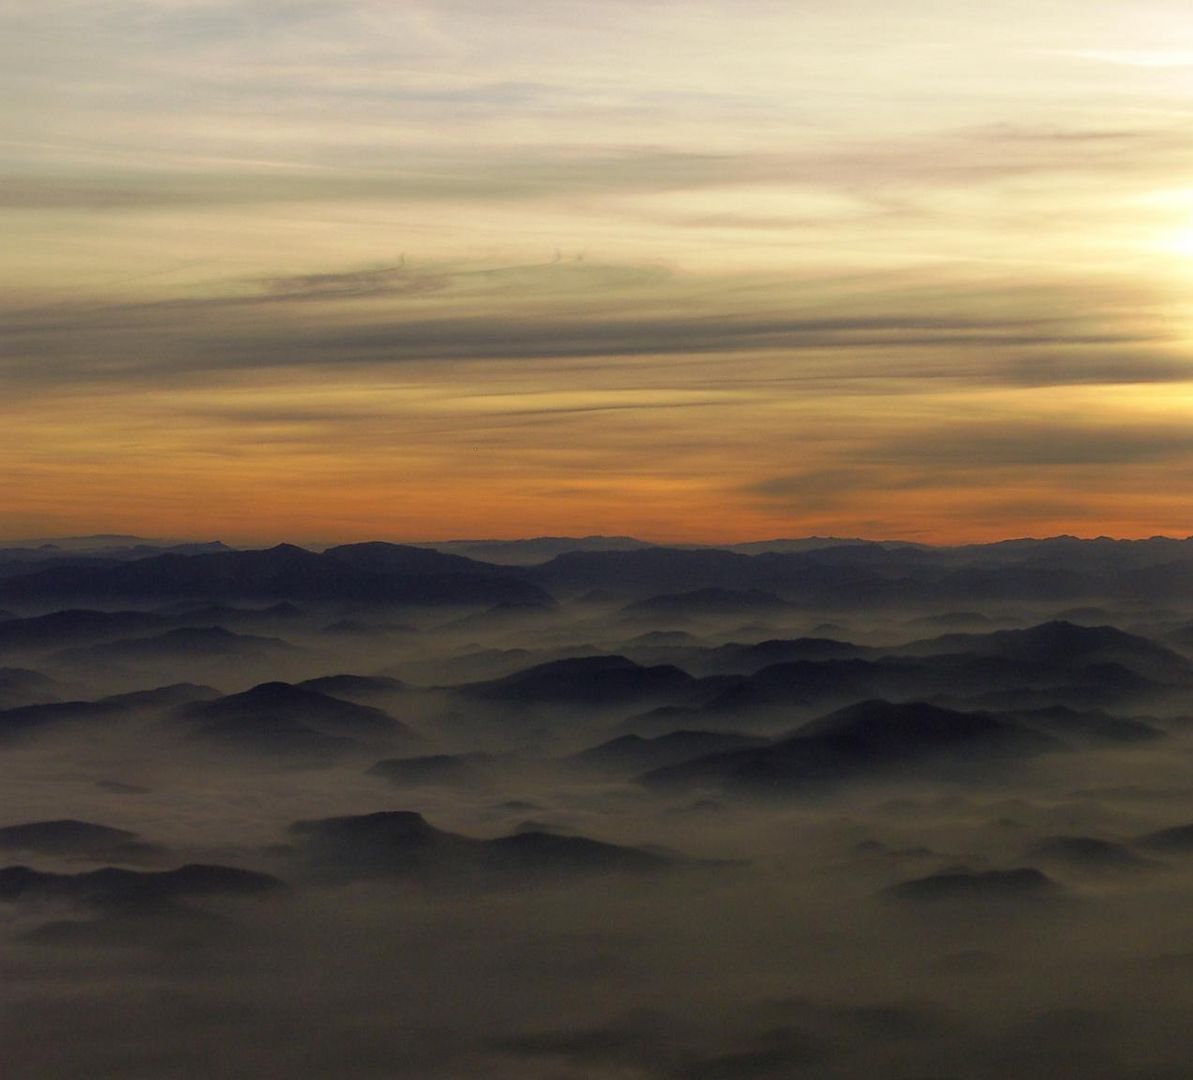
<box><xmin>3</xmin><ymin>283</ymin><xmax>1169</xmax><ymax>389</ymax></box>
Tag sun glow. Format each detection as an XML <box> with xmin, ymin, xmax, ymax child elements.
<box><xmin>1164</xmin><ymin>224</ymin><xmax>1193</xmax><ymax>259</ymax></box>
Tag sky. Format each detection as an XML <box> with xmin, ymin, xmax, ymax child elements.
<box><xmin>5</xmin><ymin>0</ymin><xmax>1193</xmax><ymax>544</ymax></box>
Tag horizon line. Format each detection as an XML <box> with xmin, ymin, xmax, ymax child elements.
<box><xmin>5</xmin><ymin>530</ymin><xmax>1193</xmax><ymax>551</ymax></box>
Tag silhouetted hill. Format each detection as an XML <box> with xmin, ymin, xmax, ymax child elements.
<box><xmin>0</xmin><ymin>862</ymin><xmax>283</xmax><ymax>913</ymax></box>
<box><xmin>0</xmin><ymin>546</ymin><xmax>329</xmax><ymax>602</ymax></box>
<box><xmin>951</xmin><ymin>535</ymin><xmax>1193</xmax><ymax>570</ymax></box>
<box><xmin>10</xmin><ymin>535</ymin><xmax>1193</xmax><ymax>614</ymax></box>
<box><xmin>0</xmin><ymin>541</ymin><xmax>232</xmax><ymax>584</ymax></box>
<box><xmin>368</xmin><ymin>753</ymin><xmax>495</xmax><ymax>786</ymax></box>
<box><xmin>0</xmin><ymin>682</ymin><xmax>221</xmax><ymax>742</ymax></box>
<box><xmin>0</xmin><ymin>820</ymin><xmax>164</xmax><ymax>861</ymax></box>
<box><xmin>53</xmin><ymin>626</ymin><xmax>299</xmax><ymax>666</ymax></box>
<box><xmin>723</xmin><ymin>537</ymin><xmax>913</xmax><ymax>555</ymax></box>
<box><xmin>177</xmin><ymin>681</ymin><xmax>419</xmax><ymax>743</ymax></box>
<box><xmin>514</xmin><ymin>536</ymin><xmax>1193</xmax><ymax>608</ymax></box>
<box><xmin>0</xmin><ymin>699</ymin><xmax>125</xmax><ymax>742</ymax></box>
<box><xmin>457</xmin><ymin>655</ymin><xmax>696</xmax><ymax>706</ymax></box>
<box><xmin>297</xmin><ymin>674</ymin><xmax>407</xmax><ymax>702</ymax></box>
<box><xmin>2</xmin><ymin>535</ymin><xmax>229</xmax><ymax>556</ymax></box>
<box><xmin>895</xmin><ymin>621</ymin><xmax>1193</xmax><ymax>683</ymax></box>
<box><xmin>697</xmin><ymin>657</ymin><xmax>914</xmax><ymax>716</ymax></box>
<box><xmin>528</xmin><ymin>544</ymin><xmax>1094</xmax><ymax>607</ymax></box>
<box><xmin>421</xmin><ymin>535</ymin><xmax>654</xmax><ymax>565</ymax></box>
<box><xmin>0</xmin><ymin>609</ymin><xmax>168</xmax><ymax>651</ymax></box>
<box><xmin>642</xmin><ymin>700</ymin><xmax>1057</xmax><ymax>794</ymax></box>
<box><xmin>324</xmin><ymin>541</ymin><xmax>513</xmax><ymax>577</ymax></box>
<box><xmin>570</xmin><ymin>731</ymin><xmax>768</xmax><ymax>773</ymax></box>
<box><xmin>533</xmin><ymin>547</ymin><xmax>894</xmax><ymax>606</ymax></box>
<box><xmin>0</xmin><ymin>543</ymin><xmax>550</xmax><ymax>607</ymax></box>
<box><xmin>793</xmin><ymin>698</ymin><xmax>1057</xmax><ymax>756</ymax></box>
<box><xmin>938</xmin><ymin>662</ymin><xmax>1168</xmax><ymax>713</ymax></box>
<box><xmin>100</xmin><ymin>683</ymin><xmax>221</xmax><ymax>710</ymax></box>
<box><xmin>484</xmin><ymin>831</ymin><xmax>668</xmax><ymax>874</ymax></box>
<box><xmin>288</xmin><ymin>810</ymin><xmax>671</xmax><ymax>883</ymax></box>
<box><xmin>0</xmin><ymin>556</ymin><xmax>128</xmax><ymax>581</ymax></box>
<box><xmin>685</xmin><ymin>625</ymin><xmax>1185</xmax><ymax>720</ymax></box>
<box><xmin>1136</xmin><ymin>823</ymin><xmax>1193</xmax><ymax>852</ymax></box>
<box><xmin>884</xmin><ymin>867</ymin><xmax>1060</xmax><ymax>902</ymax></box>
<box><xmin>1027</xmin><ymin>835</ymin><xmax>1158</xmax><ymax>871</ymax></box>
<box><xmin>703</xmin><ymin>637</ymin><xmax>873</xmax><ymax>674</ymax></box>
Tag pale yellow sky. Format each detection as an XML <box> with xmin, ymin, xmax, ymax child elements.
<box><xmin>4</xmin><ymin>1</ymin><xmax>1193</xmax><ymax>543</ymax></box>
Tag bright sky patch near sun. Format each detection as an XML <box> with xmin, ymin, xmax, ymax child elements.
<box><xmin>4</xmin><ymin>0</ymin><xmax>1193</xmax><ymax>543</ymax></box>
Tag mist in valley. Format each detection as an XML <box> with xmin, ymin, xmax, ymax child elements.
<box><xmin>6</xmin><ymin>535</ymin><xmax>1193</xmax><ymax>1078</ymax></box>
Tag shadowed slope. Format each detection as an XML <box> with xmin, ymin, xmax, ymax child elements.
<box><xmin>288</xmin><ymin>810</ymin><xmax>672</xmax><ymax>884</ymax></box>
<box><xmin>177</xmin><ymin>681</ymin><xmax>416</xmax><ymax>741</ymax></box>
<box><xmin>0</xmin><ymin>820</ymin><xmax>164</xmax><ymax>861</ymax></box>
<box><xmin>642</xmin><ymin>700</ymin><xmax>1058</xmax><ymax>794</ymax></box>
<box><xmin>884</xmin><ymin>867</ymin><xmax>1061</xmax><ymax>903</ymax></box>
<box><xmin>0</xmin><ymin>862</ymin><xmax>284</xmax><ymax>913</ymax></box>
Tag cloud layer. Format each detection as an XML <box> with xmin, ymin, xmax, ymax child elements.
<box><xmin>4</xmin><ymin>0</ymin><xmax>1193</xmax><ymax>541</ymax></box>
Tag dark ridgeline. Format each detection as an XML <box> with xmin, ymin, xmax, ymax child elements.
<box><xmin>0</xmin><ymin>542</ymin><xmax>548</xmax><ymax>606</ymax></box>
<box><xmin>0</xmin><ymin>820</ymin><xmax>164</xmax><ymax>861</ymax></box>
<box><xmin>639</xmin><ymin>699</ymin><xmax>1061</xmax><ymax>794</ymax></box>
<box><xmin>286</xmin><ymin>810</ymin><xmax>674</xmax><ymax>884</ymax></box>
<box><xmin>6</xmin><ymin>534</ymin><xmax>1193</xmax><ymax>610</ymax></box>
<box><xmin>170</xmin><ymin>681</ymin><xmax>424</xmax><ymax>759</ymax></box>
<box><xmin>455</xmin><ymin>655</ymin><xmax>697</xmax><ymax>706</ymax></box>
<box><xmin>51</xmin><ymin>626</ymin><xmax>299</xmax><ymax>667</ymax></box>
<box><xmin>568</xmin><ymin>730</ymin><xmax>769</xmax><ymax>774</ymax></box>
<box><xmin>296</xmin><ymin>674</ymin><xmax>407</xmax><ymax>702</ymax></box>
<box><xmin>883</xmin><ymin>867</ymin><xmax>1062</xmax><ymax>903</ymax></box>
<box><xmin>0</xmin><ymin>862</ymin><xmax>284</xmax><ymax>910</ymax></box>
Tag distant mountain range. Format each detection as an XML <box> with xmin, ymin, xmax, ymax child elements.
<box><xmin>4</xmin><ymin>534</ymin><xmax>1193</xmax><ymax>610</ymax></box>
<box><xmin>0</xmin><ymin>542</ymin><xmax>549</xmax><ymax>607</ymax></box>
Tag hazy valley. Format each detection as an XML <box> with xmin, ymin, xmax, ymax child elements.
<box><xmin>4</xmin><ymin>534</ymin><xmax>1193</xmax><ymax>1077</ymax></box>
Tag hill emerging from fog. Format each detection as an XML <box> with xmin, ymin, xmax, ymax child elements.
<box><xmin>174</xmin><ymin>682</ymin><xmax>422</xmax><ymax>754</ymax></box>
<box><xmin>287</xmin><ymin>810</ymin><xmax>674</xmax><ymax>884</ymax></box>
<box><xmin>9</xmin><ymin>529</ymin><xmax>1193</xmax><ymax>1077</ymax></box>
<box><xmin>642</xmin><ymin>699</ymin><xmax>1061</xmax><ymax>794</ymax></box>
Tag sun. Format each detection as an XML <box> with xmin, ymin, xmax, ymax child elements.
<box><xmin>1161</xmin><ymin>223</ymin><xmax>1193</xmax><ymax>259</ymax></box>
